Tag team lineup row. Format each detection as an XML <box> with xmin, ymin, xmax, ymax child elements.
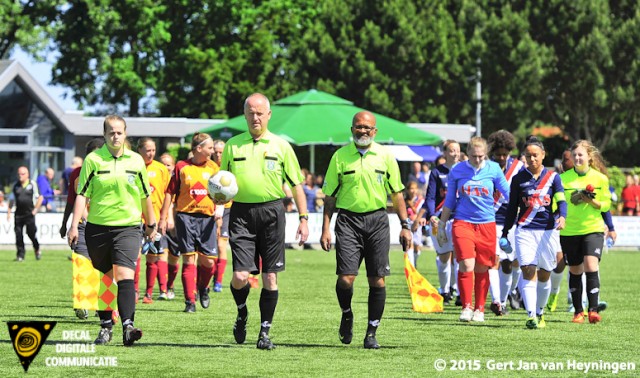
<box><xmin>55</xmin><ymin>93</ymin><xmax>608</xmax><ymax>350</ymax></box>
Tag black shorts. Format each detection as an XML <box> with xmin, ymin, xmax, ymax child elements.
<box><xmin>85</xmin><ymin>223</ymin><xmax>142</xmax><ymax>274</ymax></box>
<box><xmin>220</xmin><ymin>207</ymin><xmax>230</xmax><ymax>238</ymax></box>
<box><xmin>175</xmin><ymin>212</ymin><xmax>218</xmax><ymax>257</ymax></box>
<box><xmin>230</xmin><ymin>200</ymin><xmax>285</xmax><ymax>275</ymax></box>
<box><xmin>335</xmin><ymin>209</ymin><xmax>391</xmax><ymax>277</ymax></box>
<box><xmin>560</xmin><ymin>233</ymin><xmax>604</xmax><ymax>266</ymax></box>
<box><xmin>165</xmin><ymin>231</ymin><xmax>180</xmax><ymax>257</ymax></box>
<box><xmin>71</xmin><ymin>221</ymin><xmax>89</xmax><ymax>259</ymax></box>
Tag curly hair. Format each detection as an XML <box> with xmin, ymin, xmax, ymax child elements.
<box><xmin>487</xmin><ymin>130</ymin><xmax>516</xmax><ymax>154</ymax></box>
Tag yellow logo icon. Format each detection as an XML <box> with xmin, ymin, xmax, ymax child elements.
<box><xmin>7</xmin><ymin>321</ymin><xmax>56</xmax><ymax>372</ymax></box>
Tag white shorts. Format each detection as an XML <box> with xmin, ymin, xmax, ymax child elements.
<box><xmin>515</xmin><ymin>228</ymin><xmax>558</xmax><ymax>272</ymax></box>
<box><xmin>496</xmin><ymin>224</ymin><xmax>516</xmax><ymax>262</ymax></box>
<box><xmin>430</xmin><ymin>219</ymin><xmax>454</xmax><ymax>255</ymax></box>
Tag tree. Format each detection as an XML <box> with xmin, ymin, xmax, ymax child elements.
<box><xmin>0</xmin><ymin>0</ymin><xmax>61</xmax><ymax>60</ymax></box>
<box><xmin>526</xmin><ymin>0</ymin><xmax>640</xmax><ymax>164</ymax></box>
<box><xmin>49</xmin><ymin>0</ymin><xmax>170</xmax><ymax>115</ymax></box>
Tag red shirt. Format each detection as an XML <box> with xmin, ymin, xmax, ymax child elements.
<box><xmin>66</xmin><ymin>167</ymin><xmax>82</xmax><ymax>205</ymax></box>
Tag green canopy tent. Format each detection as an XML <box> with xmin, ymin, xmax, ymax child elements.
<box><xmin>195</xmin><ymin>90</ymin><xmax>441</xmax><ymax>172</ymax></box>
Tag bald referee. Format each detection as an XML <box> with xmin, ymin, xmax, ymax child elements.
<box><xmin>219</xmin><ymin>93</ymin><xmax>309</xmax><ymax>350</ymax></box>
<box><xmin>320</xmin><ymin>111</ymin><xmax>412</xmax><ymax>349</ymax></box>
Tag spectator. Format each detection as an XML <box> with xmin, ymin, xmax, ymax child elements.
<box><xmin>302</xmin><ymin>169</ymin><xmax>319</xmax><ymax>213</ymax></box>
<box><xmin>8</xmin><ymin>166</ymin><xmax>44</xmax><ymax>261</ymax></box>
<box><xmin>435</xmin><ymin>155</ymin><xmax>446</xmax><ymax>166</ymax></box>
<box><xmin>0</xmin><ymin>191</ymin><xmax>8</xmax><ymax>212</ymax></box>
<box><xmin>619</xmin><ymin>174</ymin><xmax>638</xmax><ymax>216</ymax></box>
<box><xmin>36</xmin><ymin>167</ymin><xmax>60</xmax><ymax>212</ymax></box>
<box><xmin>407</xmin><ymin>161</ymin><xmax>428</xmax><ymax>192</ymax></box>
<box><xmin>315</xmin><ymin>173</ymin><xmax>325</xmax><ymax>188</ymax></box>
<box><xmin>60</xmin><ymin>157</ymin><xmax>83</xmax><ymax>195</ymax></box>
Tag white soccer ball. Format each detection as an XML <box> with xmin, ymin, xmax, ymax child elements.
<box><xmin>208</xmin><ymin>170</ymin><xmax>238</xmax><ymax>202</ymax></box>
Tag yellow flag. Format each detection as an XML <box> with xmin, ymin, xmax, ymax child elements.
<box><xmin>404</xmin><ymin>254</ymin><xmax>444</xmax><ymax>313</ymax></box>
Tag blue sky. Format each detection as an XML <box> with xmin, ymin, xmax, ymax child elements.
<box><xmin>9</xmin><ymin>48</ymin><xmax>79</xmax><ymax>111</ymax></box>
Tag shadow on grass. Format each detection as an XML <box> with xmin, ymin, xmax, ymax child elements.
<box><xmin>278</xmin><ymin>342</ymin><xmax>399</xmax><ymax>349</ymax></box>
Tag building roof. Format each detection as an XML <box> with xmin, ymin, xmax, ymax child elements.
<box><xmin>0</xmin><ymin>59</ymin><xmax>222</xmax><ymax>138</ymax></box>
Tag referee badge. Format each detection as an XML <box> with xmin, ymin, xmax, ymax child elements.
<box><xmin>377</xmin><ymin>173</ymin><xmax>383</xmax><ymax>184</ymax></box>
<box><xmin>266</xmin><ymin>160</ymin><xmax>276</xmax><ymax>171</ymax></box>
<box><xmin>128</xmin><ymin>175</ymin><xmax>136</xmax><ymax>185</ymax></box>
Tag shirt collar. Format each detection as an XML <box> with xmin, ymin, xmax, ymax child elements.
<box><xmin>242</xmin><ymin>130</ymin><xmax>272</xmax><ymax>143</ymax></box>
<box><xmin>347</xmin><ymin>141</ymin><xmax>380</xmax><ymax>155</ymax></box>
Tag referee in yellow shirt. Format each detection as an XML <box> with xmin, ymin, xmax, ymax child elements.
<box><xmin>219</xmin><ymin>93</ymin><xmax>309</xmax><ymax>350</ymax></box>
<box><xmin>320</xmin><ymin>111</ymin><xmax>412</xmax><ymax>349</ymax></box>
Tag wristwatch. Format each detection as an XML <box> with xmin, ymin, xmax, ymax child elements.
<box><xmin>146</xmin><ymin>223</ymin><xmax>156</xmax><ymax>229</ymax></box>
<box><xmin>400</xmin><ymin>218</ymin><xmax>411</xmax><ymax>230</ymax></box>
<box><xmin>299</xmin><ymin>214</ymin><xmax>309</xmax><ymax>221</ymax></box>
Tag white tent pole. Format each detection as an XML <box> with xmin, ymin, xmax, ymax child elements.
<box><xmin>310</xmin><ymin>145</ymin><xmax>316</xmax><ymax>173</ymax></box>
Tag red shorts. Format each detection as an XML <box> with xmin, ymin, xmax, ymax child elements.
<box><xmin>452</xmin><ymin>220</ymin><xmax>496</xmax><ymax>268</ymax></box>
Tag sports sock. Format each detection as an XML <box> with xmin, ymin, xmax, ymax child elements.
<box><xmin>182</xmin><ymin>263</ymin><xmax>197</xmax><ymax>303</ymax></box>
<box><xmin>488</xmin><ymin>268</ymin><xmax>500</xmax><ymax>304</ymax></box>
<box><xmin>436</xmin><ymin>258</ymin><xmax>451</xmax><ymax>294</ymax></box>
<box><xmin>167</xmin><ymin>263</ymin><xmax>179</xmax><ymax>289</ymax></box>
<box><xmin>367</xmin><ymin>286</ymin><xmax>386</xmax><ymax>335</ymax></box>
<box><xmin>335</xmin><ymin>282</ymin><xmax>353</xmax><ymax>312</ymax></box>
<box><xmin>157</xmin><ymin>260</ymin><xmax>168</xmax><ymax>293</ymax></box>
<box><xmin>215</xmin><ymin>259</ymin><xmax>227</xmax><ymax>285</ymax></box>
<box><xmin>569</xmin><ymin>273</ymin><xmax>584</xmax><ymax>313</ymax></box>
<box><xmin>536</xmin><ymin>279</ymin><xmax>551</xmax><ymax>315</ymax></box>
<box><xmin>231</xmin><ymin>283</ymin><xmax>250</xmax><ymax>319</ymax></box>
<box><xmin>134</xmin><ymin>256</ymin><xmax>141</xmax><ymax>294</ymax></box>
<box><xmin>451</xmin><ymin>259</ymin><xmax>459</xmax><ymax>294</ymax></box>
<box><xmin>581</xmin><ymin>272</ymin><xmax>588</xmax><ymax>305</ymax></box>
<box><xmin>519</xmin><ymin>278</ymin><xmax>537</xmax><ymax>318</ymax></box>
<box><xmin>510</xmin><ymin>266</ymin><xmax>521</xmax><ymax>293</ymax></box>
<box><xmin>145</xmin><ymin>260</ymin><xmax>158</xmax><ymax>297</ymax></box>
<box><xmin>474</xmin><ymin>271</ymin><xmax>489</xmax><ymax>312</ymax></box>
<box><xmin>585</xmin><ymin>271</ymin><xmax>600</xmax><ymax>311</ymax></box>
<box><xmin>117</xmin><ymin>279</ymin><xmax>136</xmax><ymax>327</ymax></box>
<box><xmin>196</xmin><ymin>264</ymin><xmax>216</xmax><ymax>290</ymax></box>
<box><xmin>499</xmin><ymin>268</ymin><xmax>513</xmax><ymax>305</ymax></box>
<box><xmin>97</xmin><ymin>311</ymin><xmax>113</xmax><ymax>329</ymax></box>
<box><xmin>259</xmin><ymin>289</ymin><xmax>278</xmax><ymax>335</ymax></box>
<box><xmin>458</xmin><ymin>271</ymin><xmax>473</xmax><ymax>309</ymax></box>
<box><xmin>550</xmin><ymin>270</ymin><xmax>563</xmax><ymax>295</ymax></box>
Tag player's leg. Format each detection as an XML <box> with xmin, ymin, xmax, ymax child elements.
<box><xmin>195</xmin><ymin>216</ymin><xmax>218</xmax><ymax>309</ymax></box>
<box><xmin>213</xmin><ymin>207</ymin><xmax>230</xmax><ymax>292</ymax></box>
<box><xmin>561</xmin><ymin>235</ymin><xmax>587</xmax><ymax>323</ymax></box>
<box><xmin>25</xmin><ymin>214</ymin><xmax>41</xmax><ymax>260</ymax></box>
<box><xmin>469</xmin><ymin>222</ymin><xmax>496</xmax><ymax>322</ymax></box>
<box><xmin>361</xmin><ymin>210</ymin><xmax>390</xmax><ymax>349</ymax></box>
<box><xmin>14</xmin><ymin>216</ymin><xmax>26</xmax><ymax>261</ymax></box>
<box><xmin>85</xmin><ymin>223</ymin><xmax>117</xmax><ymax>345</ymax></box>
<box><xmin>112</xmin><ymin>225</ymin><xmax>145</xmax><ymax>346</ymax></box>
<box><xmin>255</xmin><ymin>201</ymin><xmax>286</xmax><ymax>350</ymax></box>
<box><xmin>155</xmin><ymin>235</ymin><xmax>169</xmax><ymax>299</ymax></box>
<box><xmin>583</xmin><ymin>233</ymin><xmax>604</xmax><ymax>323</ymax></box>
<box><xmin>229</xmin><ymin>203</ymin><xmax>257</xmax><ymax>345</ymax></box>
<box><xmin>452</xmin><ymin>221</ymin><xmax>477</xmax><ymax>321</ymax></box>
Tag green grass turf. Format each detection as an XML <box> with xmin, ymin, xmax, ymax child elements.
<box><xmin>0</xmin><ymin>248</ymin><xmax>638</xmax><ymax>377</ymax></box>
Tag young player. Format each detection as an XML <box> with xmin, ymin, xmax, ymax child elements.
<box><xmin>437</xmin><ymin>137</ymin><xmax>510</xmax><ymax>322</ymax></box>
<box><xmin>405</xmin><ymin>180</ymin><xmax>424</xmax><ymax>267</ymax></box>
<box><xmin>160</xmin><ymin>132</ymin><xmax>220</xmax><ymax>313</ymax></box>
<box><xmin>413</xmin><ymin>140</ymin><xmax>460</xmax><ymax>304</ymax></box>
<box><xmin>487</xmin><ymin>130</ymin><xmax>525</xmax><ymax>316</ymax></box>
<box><xmin>502</xmin><ymin>136</ymin><xmax>566</xmax><ymax>329</ymax></box>
<box><xmin>560</xmin><ymin>140</ymin><xmax>611</xmax><ymax>324</ymax></box>
<box><xmin>137</xmin><ymin>138</ymin><xmax>171</xmax><ymax>303</ymax></box>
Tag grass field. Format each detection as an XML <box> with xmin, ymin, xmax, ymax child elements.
<box><xmin>0</xmin><ymin>247</ymin><xmax>638</xmax><ymax>377</ymax></box>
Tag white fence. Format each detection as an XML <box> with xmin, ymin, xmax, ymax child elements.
<box><xmin>1</xmin><ymin>212</ymin><xmax>640</xmax><ymax>247</ymax></box>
